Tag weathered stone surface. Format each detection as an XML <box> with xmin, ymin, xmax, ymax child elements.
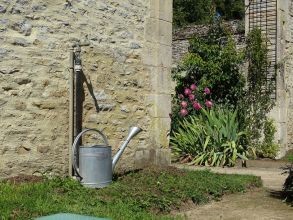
<box><xmin>0</xmin><ymin>48</ymin><xmax>9</xmax><ymax>58</ymax></box>
<box><xmin>0</xmin><ymin>5</ymin><xmax>6</xmax><ymax>13</ymax></box>
<box><xmin>0</xmin><ymin>67</ymin><xmax>20</xmax><ymax>74</ymax></box>
<box><xmin>14</xmin><ymin>101</ymin><xmax>26</xmax><ymax>110</ymax></box>
<box><xmin>11</xmin><ymin>19</ymin><xmax>32</xmax><ymax>36</ymax></box>
<box><xmin>134</xmin><ymin>148</ymin><xmax>171</xmax><ymax>168</ymax></box>
<box><xmin>0</xmin><ymin>18</ymin><xmax>9</xmax><ymax>32</ymax></box>
<box><xmin>17</xmin><ymin>146</ymin><xmax>31</xmax><ymax>154</ymax></box>
<box><xmin>0</xmin><ymin>0</ymin><xmax>173</xmax><ymax>178</ymax></box>
<box><xmin>12</xmin><ymin>37</ymin><xmax>30</xmax><ymax>47</ymax></box>
<box><xmin>172</xmin><ymin>20</ymin><xmax>245</xmax><ymax>63</ymax></box>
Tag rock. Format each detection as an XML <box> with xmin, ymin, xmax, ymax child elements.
<box><xmin>130</xmin><ymin>42</ymin><xmax>141</xmax><ymax>49</ymax></box>
<box><xmin>32</xmin><ymin>101</ymin><xmax>56</xmax><ymax>110</ymax></box>
<box><xmin>0</xmin><ymin>18</ymin><xmax>9</xmax><ymax>25</ymax></box>
<box><xmin>47</xmin><ymin>42</ymin><xmax>57</xmax><ymax>49</ymax></box>
<box><xmin>31</xmin><ymin>4</ymin><xmax>47</xmax><ymax>12</ymax></box>
<box><xmin>120</xmin><ymin>31</ymin><xmax>134</xmax><ymax>39</ymax></box>
<box><xmin>113</xmin><ymin>48</ymin><xmax>127</xmax><ymax>63</ymax></box>
<box><xmin>10</xmin><ymin>0</ymin><xmax>30</xmax><ymax>14</ymax></box>
<box><xmin>37</xmin><ymin>145</ymin><xmax>49</xmax><ymax>153</ymax></box>
<box><xmin>0</xmin><ymin>18</ymin><xmax>9</xmax><ymax>32</ymax></box>
<box><xmin>12</xmin><ymin>37</ymin><xmax>30</xmax><ymax>47</ymax></box>
<box><xmin>15</xmin><ymin>101</ymin><xmax>27</xmax><ymax>110</ymax></box>
<box><xmin>71</xmin><ymin>8</ymin><xmax>78</xmax><ymax>14</ymax></box>
<box><xmin>0</xmin><ymin>5</ymin><xmax>6</xmax><ymax>13</ymax></box>
<box><xmin>120</xmin><ymin>105</ymin><xmax>130</xmax><ymax>113</ymax></box>
<box><xmin>17</xmin><ymin>146</ymin><xmax>31</xmax><ymax>154</ymax></box>
<box><xmin>15</xmin><ymin>78</ymin><xmax>31</xmax><ymax>85</ymax></box>
<box><xmin>83</xmin><ymin>0</ymin><xmax>95</xmax><ymax>6</ymax></box>
<box><xmin>98</xmin><ymin>3</ymin><xmax>108</xmax><ymax>11</ymax></box>
<box><xmin>1</xmin><ymin>146</ymin><xmax>8</xmax><ymax>155</ymax></box>
<box><xmin>94</xmin><ymin>90</ymin><xmax>108</xmax><ymax>101</ymax></box>
<box><xmin>0</xmin><ymin>99</ymin><xmax>7</xmax><ymax>108</ymax></box>
<box><xmin>0</xmin><ymin>67</ymin><xmax>20</xmax><ymax>74</ymax></box>
<box><xmin>0</xmin><ymin>48</ymin><xmax>8</xmax><ymax>58</ymax></box>
<box><xmin>98</xmin><ymin>103</ymin><xmax>116</xmax><ymax>111</ymax></box>
<box><xmin>11</xmin><ymin>19</ymin><xmax>32</xmax><ymax>36</ymax></box>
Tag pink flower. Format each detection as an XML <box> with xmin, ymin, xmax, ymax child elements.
<box><xmin>181</xmin><ymin>101</ymin><xmax>188</xmax><ymax>108</ymax></box>
<box><xmin>204</xmin><ymin>87</ymin><xmax>211</xmax><ymax>95</ymax></box>
<box><xmin>189</xmin><ymin>94</ymin><xmax>195</xmax><ymax>101</ymax></box>
<box><xmin>193</xmin><ymin>102</ymin><xmax>202</xmax><ymax>110</ymax></box>
<box><xmin>180</xmin><ymin>108</ymin><xmax>188</xmax><ymax>117</ymax></box>
<box><xmin>184</xmin><ymin>88</ymin><xmax>191</xmax><ymax>96</ymax></box>
<box><xmin>178</xmin><ymin>94</ymin><xmax>184</xmax><ymax>99</ymax></box>
<box><xmin>190</xmin><ymin>84</ymin><xmax>197</xmax><ymax>91</ymax></box>
<box><xmin>205</xmin><ymin>100</ymin><xmax>213</xmax><ymax>108</ymax></box>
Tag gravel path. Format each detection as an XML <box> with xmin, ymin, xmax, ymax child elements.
<box><xmin>174</xmin><ymin>163</ymin><xmax>293</xmax><ymax>220</ymax></box>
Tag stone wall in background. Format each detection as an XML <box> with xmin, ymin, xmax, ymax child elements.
<box><xmin>0</xmin><ymin>0</ymin><xmax>173</xmax><ymax>177</ymax></box>
<box><xmin>172</xmin><ymin>20</ymin><xmax>245</xmax><ymax>64</ymax></box>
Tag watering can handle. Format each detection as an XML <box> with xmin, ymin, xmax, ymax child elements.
<box><xmin>72</xmin><ymin>128</ymin><xmax>109</xmax><ymax>179</ymax></box>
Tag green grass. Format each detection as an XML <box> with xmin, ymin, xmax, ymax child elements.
<box><xmin>0</xmin><ymin>167</ymin><xmax>262</xmax><ymax>220</ymax></box>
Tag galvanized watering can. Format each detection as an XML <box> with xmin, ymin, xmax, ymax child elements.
<box><xmin>72</xmin><ymin>127</ymin><xmax>142</xmax><ymax>188</ymax></box>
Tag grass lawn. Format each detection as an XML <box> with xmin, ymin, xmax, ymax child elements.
<box><xmin>0</xmin><ymin>167</ymin><xmax>262</xmax><ymax>220</ymax></box>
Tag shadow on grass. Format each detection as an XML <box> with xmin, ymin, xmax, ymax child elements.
<box><xmin>112</xmin><ymin>169</ymin><xmax>142</xmax><ymax>181</ymax></box>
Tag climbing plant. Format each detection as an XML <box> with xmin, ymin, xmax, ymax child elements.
<box><xmin>239</xmin><ymin>28</ymin><xmax>277</xmax><ymax>156</ymax></box>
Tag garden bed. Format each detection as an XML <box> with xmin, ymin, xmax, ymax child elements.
<box><xmin>0</xmin><ymin>167</ymin><xmax>262</xmax><ymax>220</ymax></box>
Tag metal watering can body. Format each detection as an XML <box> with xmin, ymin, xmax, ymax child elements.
<box><xmin>72</xmin><ymin>127</ymin><xmax>141</xmax><ymax>188</ymax></box>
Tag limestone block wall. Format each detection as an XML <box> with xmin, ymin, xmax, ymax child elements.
<box><xmin>279</xmin><ymin>0</ymin><xmax>293</xmax><ymax>155</ymax></box>
<box><xmin>0</xmin><ymin>0</ymin><xmax>173</xmax><ymax>177</ymax></box>
<box><xmin>172</xmin><ymin>20</ymin><xmax>245</xmax><ymax>64</ymax></box>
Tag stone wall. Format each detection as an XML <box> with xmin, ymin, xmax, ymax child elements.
<box><xmin>0</xmin><ymin>0</ymin><xmax>173</xmax><ymax>177</ymax></box>
<box><xmin>276</xmin><ymin>0</ymin><xmax>293</xmax><ymax>156</ymax></box>
<box><xmin>172</xmin><ymin>20</ymin><xmax>245</xmax><ymax>64</ymax></box>
<box><xmin>285</xmin><ymin>0</ymin><xmax>293</xmax><ymax>154</ymax></box>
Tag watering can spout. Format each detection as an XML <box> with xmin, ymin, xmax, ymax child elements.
<box><xmin>112</xmin><ymin>127</ymin><xmax>142</xmax><ymax>171</ymax></box>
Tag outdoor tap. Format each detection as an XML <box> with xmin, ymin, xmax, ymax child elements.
<box><xmin>71</xmin><ymin>41</ymin><xmax>90</xmax><ymax>72</ymax></box>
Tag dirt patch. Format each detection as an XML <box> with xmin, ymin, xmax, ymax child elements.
<box><xmin>177</xmin><ymin>189</ymin><xmax>293</xmax><ymax>220</ymax></box>
<box><xmin>3</xmin><ymin>175</ymin><xmax>44</xmax><ymax>184</ymax></box>
<box><xmin>174</xmin><ymin>163</ymin><xmax>293</xmax><ymax>220</ymax></box>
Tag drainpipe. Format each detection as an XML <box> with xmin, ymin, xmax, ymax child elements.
<box><xmin>69</xmin><ymin>47</ymin><xmax>75</xmax><ymax>175</ymax></box>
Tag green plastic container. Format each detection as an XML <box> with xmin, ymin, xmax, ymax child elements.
<box><xmin>35</xmin><ymin>213</ymin><xmax>110</xmax><ymax>220</ymax></box>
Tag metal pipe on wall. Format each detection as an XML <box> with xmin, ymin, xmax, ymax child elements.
<box><xmin>69</xmin><ymin>41</ymin><xmax>90</xmax><ymax>176</ymax></box>
<box><xmin>69</xmin><ymin>48</ymin><xmax>75</xmax><ymax>175</ymax></box>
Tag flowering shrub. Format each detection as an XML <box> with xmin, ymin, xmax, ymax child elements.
<box><xmin>176</xmin><ymin>83</ymin><xmax>213</xmax><ymax>118</ymax></box>
<box><xmin>172</xmin><ymin>21</ymin><xmax>245</xmax><ymax>110</ymax></box>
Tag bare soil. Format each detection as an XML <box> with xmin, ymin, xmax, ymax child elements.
<box><xmin>174</xmin><ymin>161</ymin><xmax>293</xmax><ymax>220</ymax></box>
<box><xmin>3</xmin><ymin>175</ymin><xmax>44</xmax><ymax>184</ymax></box>
<box><xmin>179</xmin><ymin>189</ymin><xmax>293</xmax><ymax>220</ymax></box>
